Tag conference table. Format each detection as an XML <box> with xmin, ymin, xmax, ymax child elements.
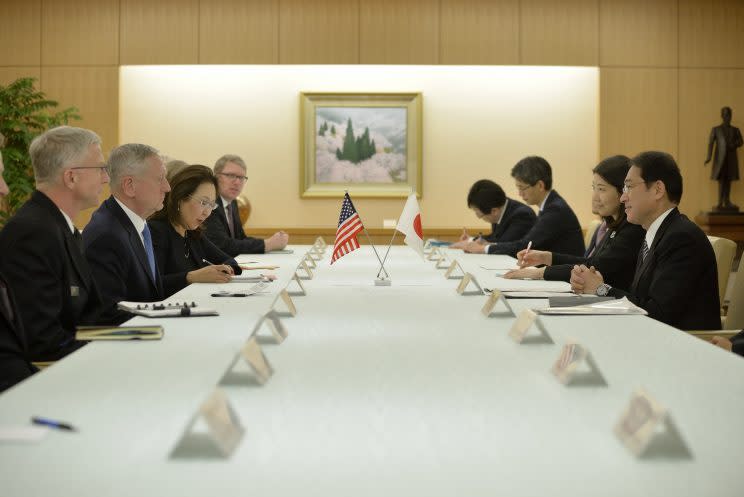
<box><xmin>0</xmin><ymin>244</ymin><xmax>742</xmax><ymax>497</ymax></box>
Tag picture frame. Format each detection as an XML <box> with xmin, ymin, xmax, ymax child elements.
<box><xmin>300</xmin><ymin>92</ymin><xmax>422</xmax><ymax>198</ymax></box>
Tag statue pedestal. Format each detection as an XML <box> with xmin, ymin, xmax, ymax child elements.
<box><xmin>695</xmin><ymin>212</ymin><xmax>744</xmax><ymax>259</ymax></box>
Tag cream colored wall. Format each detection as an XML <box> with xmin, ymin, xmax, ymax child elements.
<box><xmin>2</xmin><ymin>0</ymin><xmax>744</xmax><ymax>228</ymax></box>
<box><xmin>120</xmin><ymin>65</ymin><xmax>598</xmax><ymax>229</ymax></box>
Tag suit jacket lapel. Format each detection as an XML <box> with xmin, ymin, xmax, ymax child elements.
<box><xmin>106</xmin><ymin>197</ymin><xmax>160</xmax><ymax>290</ymax></box>
<box><xmin>215</xmin><ymin>197</ymin><xmax>231</xmax><ymax>233</ymax></box>
<box><xmin>631</xmin><ymin>209</ymin><xmax>678</xmax><ymax>291</ymax></box>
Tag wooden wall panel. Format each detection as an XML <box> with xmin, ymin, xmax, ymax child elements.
<box><xmin>41</xmin><ymin>0</ymin><xmax>119</xmax><ymax>65</ymax></box>
<box><xmin>200</xmin><ymin>0</ymin><xmax>278</xmax><ymax>64</ymax></box>
<box><xmin>679</xmin><ymin>0</ymin><xmax>744</xmax><ymax>68</ymax></box>
<box><xmin>600</xmin><ymin>68</ymin><xmax>678</xmax><ymax>159</ymax></box>
<box><xmin>599</xmin><ymin>0</ymin><xmax>677</xmax><ymax>67</ymax></box>
<box><xmin>279</xmin><ymin>0</ymin><xmax>359</xmax><ymax>64</ymax></box>
<box><xmin>40</xmin><ymin>66</ymin><xmax>119</xmax><ymax>154</ymax></box>
<box><xmin>679</xmin><ymin>69</ymin><xmax>744</xmax><ymax>217</ymax></box>
<box><xmin>360</xmin><ymin>0</ymin><xmax>439</xmax><ymax>64</ymax></box>
<box><xmin>0</xmin><ymin>0</ymin><xmax>41</xmax><ymax>66</ymax></box>
<box><xmin>520</xmin><ymin>0</ymin><xmax>598</xmax><ymax>66</ymax></box>
<box><xmin>0</xmin><ymin>68</ymin><xmax>42</xmax><ymax>86</ymax></box>
<box><xmin>120</xmin><ymin>0</ymin><xmax>199</xmax><ymax>64</ymax></box>
<box><xmin>440</xmin><ymin>0</ymin><xmax>519</xmax><ymax>65</ymax></box>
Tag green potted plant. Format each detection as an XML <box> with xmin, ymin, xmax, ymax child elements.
<box><xmin>0</xmin><ymin>77</ymin><xmax>80</xmax><ymax>225</ymax></box>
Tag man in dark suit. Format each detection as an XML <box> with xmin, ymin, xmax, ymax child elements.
<box><xmin>0</xmin><ymin>140</ymin><xmax>38</xmax><ymax>391</ymax></box>
<box><xmin>451</xmin><ymin>179</ymin><xmax>536</xmax><ymax>250</ymax></box>
<box><xmin>571</xmin><ymin>151</ymin><xmax>721</xmax><ymax>331</ymax></box>
<box><xmin>83</xmin><ymin>144</ymin><xmax>170</xmax><ymax>324</ymax></box>
<box><xmin>463</xmin><ymin>156</ymin><xmax>585</xmax><ymax>257</ymax></box>
<box><xmin>0</xmin><ymin>126</ymin><xmax>107</xmax><ymax>361</ymax></box>
<box><xmin>203</xmin><ymin>154</ymin><xmax>288</xmax><ymax>256</ymax></box>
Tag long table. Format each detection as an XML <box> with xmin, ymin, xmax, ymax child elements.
<box><xmin>1</xmin><ymin>245</ymin><xmax>742</xmax><ymax>497</ymax></box>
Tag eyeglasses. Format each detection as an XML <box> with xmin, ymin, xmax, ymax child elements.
<box><xmin>516</xmin><ymin>183</ymin><xmax>535</xmax><ymax>192</ymax></box>
<box><xmin>622</xmin><ymin>181</ymin><xmax>648</xmax><ymax>194</ymax></box>
<box><xmin>218</xmin><ymin>172</ymin><xmax>248</xmax><ymax>183</ymax></box>
<box><xmin>69</xmin><ymin>165</ymin><xmax>109</xmax><ymax>174</ymax></box>
<box><xmin>187</xmin><ymin>195</ymin><xmax>218</xmax><ymax>211</ymax></box>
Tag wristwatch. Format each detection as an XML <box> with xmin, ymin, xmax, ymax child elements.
<box><xmin>596</xmin><ymin>283</ymin><xmax>612</xmax><ymax>296</ymax></box>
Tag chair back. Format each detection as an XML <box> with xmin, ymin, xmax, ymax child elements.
<box><xmin>707</xmin><ymin>236</ymin><xmax>737</xmax><ymax>305</ymax></box>
<box><xmin>724</xmin><ymin>254</ymin><xmax>744</xmax><ymax>329</ymax></box>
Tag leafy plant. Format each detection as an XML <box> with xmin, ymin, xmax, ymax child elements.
<box><xmin>0</xmin><ymin>77</ymin><xmax>80</xmax><ymax>225</ymax></box>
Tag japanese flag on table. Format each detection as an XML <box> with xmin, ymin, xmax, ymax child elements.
<box><xmin>396</xmin><ymin>193</ymin><xmax>424</xmax><ymax>258</ymax></box>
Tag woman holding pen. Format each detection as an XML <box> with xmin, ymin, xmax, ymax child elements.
<box><xmin>149</xmin><ymin>165</ymin><xmax>242</xmax><ymax>297</ymax></box>
<box><xmin>504</xmin><ymin>155</ymin><xmax>644</xmax><ymax>291</ymax></box>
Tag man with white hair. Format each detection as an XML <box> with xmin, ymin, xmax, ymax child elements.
<box><xmin>0</xmin><ymin>126</ymin><xmax>108</xmax><ymax>361</ymax></box>
<box><xmin>83</xmin><ymin>143</ymin><xmax>170</xmax><ymax>324</ymax></box>
<box><xmin>204</xmin><ymin>154</ymin><xmax>289</xmax><ymax>255</ymax></box>
<box><xmin>0</xmin><ymin>133</ymin><xmax>38</xmax><ymax>391</ymax></box>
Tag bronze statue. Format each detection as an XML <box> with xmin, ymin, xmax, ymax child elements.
<box><xmin>705</xmin><ymin>106</ymin><xmax>743</xmax><ymax>212</ymax></box>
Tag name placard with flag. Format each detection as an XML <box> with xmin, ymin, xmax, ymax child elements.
<box><xmin>331</xmin><ymin>193</ymin><xmax>364</xmax><ymax>264</ymax></box>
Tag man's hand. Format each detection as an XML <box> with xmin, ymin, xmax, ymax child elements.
<box><xmin>463</xmin><ymin>241</ymin><xmax>488</xmax><ymax>254</ymax></box>
<box><xmin>711</xmin><ymin>336</ymin><xmax>733</xmax><ymax>352</ymax></box>
<box><xmin>516</xmin><ymin>249</ymin><xmax>551</xmax><ymax>267</ymax></box>
<box><xmin>570</xmin><ymin>265</ymin><xmax>604</xmax><ymax>294</ymax></box>
<box><xmin>264</xmin><ymin>231</ymin><xmax>289</xmax><ymax>252</ymax></box>
<box><xmin>503</xmin><ymin>267</ymin><xmax>545</xmax><ymax>280</ymax></box>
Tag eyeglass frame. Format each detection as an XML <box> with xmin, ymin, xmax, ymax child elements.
<box><xmin>217</xmin><ymin>172</ymin><xmax>248</xmax><ymax>183</ymax></box>
<box><xmin>68</xmin><ymin>164</ymin><xmax>109</xmax><ymax>174</ymax></box>
<box><xmin>186</xmin><ymin>194</ymin><xmax>219</xmax><ymax>211</ymax></box>
<box><xmin>622</xmin><ymin>181</ymin><xmax>649</xmax><ymax>194</ymax></box>
<box><xmin>515</xmin><ymin>182</ymin><xmax>537</xmax><ymax>192</ymax></box>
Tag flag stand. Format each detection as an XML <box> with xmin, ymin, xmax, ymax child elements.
<box><xmin>376</xmin><ymin>229</ymin><xmax>397</xmax><ymax>282</ymax></box>
<box><xmin>360</xmin><ymin>226</ymin><xmax>391</xmax><ymax>285</ymax></box>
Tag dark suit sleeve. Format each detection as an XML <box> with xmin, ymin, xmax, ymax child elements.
<box><xmin>488</xmin><ymin>206</ymin><xmax>569</xmax><ymax>256</ymax></box>
<box><xmin>84</xmin><ymin>234</ymin><xmax>134</xmax><ymax>324</ymax></box>
<box><xmin>0</xmin><ymin>223</ymin><xmax>81</xmax><ymax>359</ymax></box>
<box><xmin>731</xmin><ymin>330</ymin><xmax>744</xmax><ymax>357</ymax></box>
<box><xmin>149</xmin><ymin>222</ymin><xmax>189</xmax><ymax>298</ymax></box>
<box><xmin>497</xmin><ymin>209</ymin><xmax>536</xmax><ymax>243</ymax></box>
<box><xmin>608</xmin><ymin>230</ymin><xmax>702</xmax><ymax>322</ymax></box>
<box><xmin>201</xmin><ymin>236</ymin><xmax>242</xmax><ymax>275</ymax></box>
<box><xmin>203</xmin><ymin>212</ymin><xmax>265</xmax><ymax>256</ymax></box>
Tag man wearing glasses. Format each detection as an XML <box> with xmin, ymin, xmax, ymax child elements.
<box><xmin>0</xmin><ymin>126</ymin><xmax>107</xmax><ymax>361</ymax></box>
<box><xmin>83</xmin><ymin>144</ymin><xmax>170</xmax><ymax>324</ymax></box>
<box><xmin>463</xmin><ymin>156</ymin><xmax>585</xmax><ymax>257</ymax></box>
<box><xmin>570</xmin><ymin>151</ymin><xmax>721</xmax><ymax>331</ymax></box>
<box><xmin>204</xmin><ymin>154</ymin><xmax>289</xmax><ymax>256</ymax></box>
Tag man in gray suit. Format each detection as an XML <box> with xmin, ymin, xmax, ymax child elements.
<box><xmin>705</xmin><ymin>106</ymin><xmax>743</xmax><ymax>211</ymax></box>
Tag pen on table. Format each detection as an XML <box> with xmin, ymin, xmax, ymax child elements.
<box><xmin>202</xmin><ymin>258</ymin><xmax>231</xmax><ymax>274</ymax></box>
<box><xmin>31</xmin><ymin>416</ymin><xmax>77</xmax><ymax>432</ymax></box>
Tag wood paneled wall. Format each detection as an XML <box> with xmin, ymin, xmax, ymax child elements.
<box><xmin>2</xmin><ymin>0</ymin><xmax>744</xmax><ymax>225</ymax></box>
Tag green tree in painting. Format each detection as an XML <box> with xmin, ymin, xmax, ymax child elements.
<box><xmin>335</xmin><ymin>118</ymin><xmax>377</xmax><ymax>164</ymax></box>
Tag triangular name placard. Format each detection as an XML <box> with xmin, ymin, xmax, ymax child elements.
<box><xmin>444</xmin><ymin>260</ymin><xmax>465</xmax><ymax>279</ymax></box>
<box><xmin>221</xmin><ymin>336</ymin><xmax>274</xmax><ymax>386</ymax></box>
<box><xmin>481</xmin><ymin>289</ymin><xmax>514</xmax><ymax>316</ymax></box>
<box><xmin>456</xmin><ymin>272</ymin><xmax>485</xmax><ymax>295</ymax></box>
<box><xmin>170</xmin><ymin>388</ymin><xmax>244</xmax><ymax>459</ymax></box>
<box><xmin>614</xmin><ymin>388</ymin><xmax>691</xmax><ymax>458</ymax></box>
<box><xmin>508</xmin><ymin>308</ymin><xmax>553</xmax><ymax>344</ymax></box>
<box><xmin>551</xmin><ymin>341</ymin><xmax>606</xmax><ymax>386</ymax></box>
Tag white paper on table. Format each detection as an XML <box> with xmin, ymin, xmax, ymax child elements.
<box><xmin>0</xmin><ymin>426</ymin><xmax>49</xmax><ymax>443</ymax></box>
<box><xmin>489</xmin><ymin>277</ymin><xmax>572</xmax><ymax>293</ymax></box>
<box><xmin>502</xmin><ymin>291</ymin><xmax>576</xmax><ymax>298</ymax></box>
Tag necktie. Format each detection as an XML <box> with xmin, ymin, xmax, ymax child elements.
<box><xmin>142</xmin><ymin>224</ymin><xmax>157</xmax><ymax>281</ymax></box>
<box><xmin>225</xmin><ymin>204</ymin><xmax>235</xmax><ymax>238</ymax></box>
<box><xmin>641</xmin><ymin>239</ymin><xmax>650</xmax><ymax>262</ymax></box>
<box><xmin>0</xmin><ymin>279</ymin><xmax>14</xmax><ymax>323</ymax></box>
<box><xmin>73</xmin><ymin>228</ymin><xmax>84</xmax><ymax>253</ymax></box>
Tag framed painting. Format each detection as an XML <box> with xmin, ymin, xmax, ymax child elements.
<box><xmin>300</xmin><ymin>92</ymin><xmax>422</xmax><ymax>198</ymax></box>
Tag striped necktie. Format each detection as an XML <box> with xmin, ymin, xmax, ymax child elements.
<box><xmin>641</xmin><ymin>239</ymin><xmax>650</xmax><ymax>261</ymax></box>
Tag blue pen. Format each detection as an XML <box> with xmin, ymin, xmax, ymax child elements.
<box><xmin>31</xmin><ymin>416</ymin><xmax>77</xmax><ymax>431</ymax></box>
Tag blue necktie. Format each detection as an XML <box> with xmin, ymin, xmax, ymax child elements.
<box><xmin>142</xmin><ymin>224</ymin><xmax>157</xmax><ymax>281</ymax></box>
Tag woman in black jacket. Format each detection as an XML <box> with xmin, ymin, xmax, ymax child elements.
<box><xmin>148</xmin><ymin>165</ymin><xmax>242</xmax><ymax>297</ymax></box>
<box><xmin>504</xmin><ymin>155</ymin><xmax>644</xmax><ymax>291</ymax></box>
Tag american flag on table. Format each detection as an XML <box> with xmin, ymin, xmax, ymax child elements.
<box><xmin>331</xmin><ymin>192</ymin><xmax>365</xmax><ymax>264</ymax></box>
